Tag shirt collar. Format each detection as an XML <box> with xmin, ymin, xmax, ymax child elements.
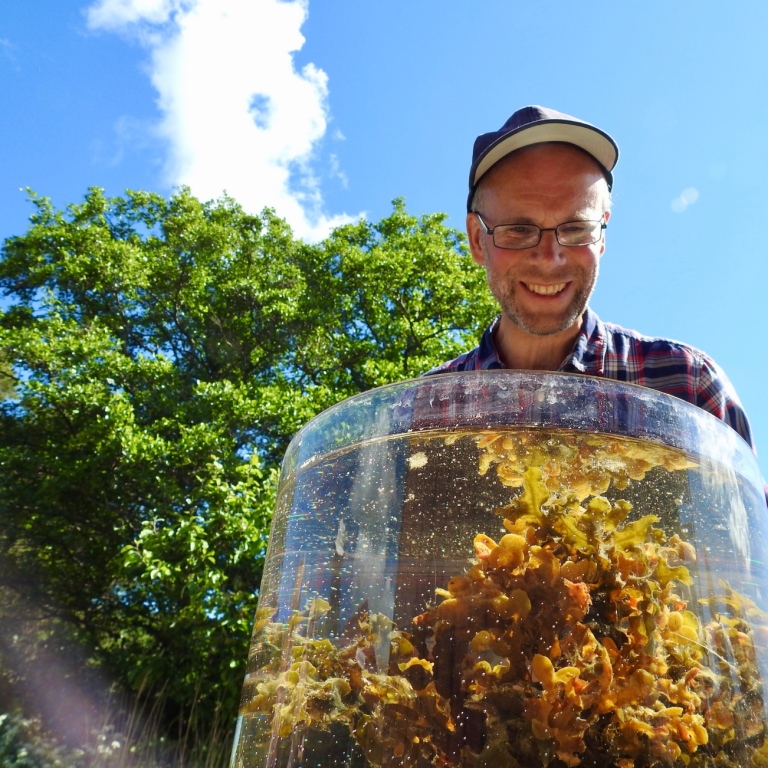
<box><xmin>559</xmin><ymin>307</ymin><xmax>605</xmax><ymax>375</ymax></box>
<box><xmin>476</xmin><ymin>315</ymin><xmax>506</xmax><ymax>369</ymax></box>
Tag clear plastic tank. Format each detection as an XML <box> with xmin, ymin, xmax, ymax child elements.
<box><xmin>230</xmin><ymin>372</ymin><xmax>768</xmax><ymax>768</ymax></box>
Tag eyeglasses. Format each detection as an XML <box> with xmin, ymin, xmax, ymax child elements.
<box><xmin>474</xmin><ymin>212</ymin><xmax>606</xmax><ymax>250</ymax></box>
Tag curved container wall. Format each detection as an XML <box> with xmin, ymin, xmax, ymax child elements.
<box><xmin>230</xmin><ymin>372</ymin><xmax>768</xmax><ymax>768</ymax></box>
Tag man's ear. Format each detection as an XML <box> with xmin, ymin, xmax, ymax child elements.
<box><xmin>466</xmin><ymin>212</ymin><xmax>486</xmax><ymax>266</ymax></box>
<box><xmin>599</xmin><ymin>208</ymin><xmax>611</xmax><ymax>255</ymax></box>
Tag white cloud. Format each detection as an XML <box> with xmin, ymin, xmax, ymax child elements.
<box><xmin>0</xmin><ymin>37</ymin><xmax>19</xmax><ymax>68</ymax></box>
<box><xmin>86</xmin><ymin>0</ymin><xmax>361</xmax><ymax>240</ymax></box>
<box><xmin>671</xmin><ymin>187</ymin><xmax>699</xmax><ymax>213</ymax></box>
<box><xmin>329</xmin><ymin>154</ymin><xmax>348</xmax><ymax>189</ymax></box>
<box><xmin>92</xmin><ymin>115</ymin><xmax>158</xmax><ymax>168</ymax></box>
<box><xmin>87</xmin><ymin>0</ymin><xmax>180</xmax><ymax>30</ymax></box>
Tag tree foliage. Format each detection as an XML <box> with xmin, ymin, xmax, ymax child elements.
<box><xmin>0</xmin><ymin>187</ymin><xmax>497</xmax><ymax>750</ymax></box>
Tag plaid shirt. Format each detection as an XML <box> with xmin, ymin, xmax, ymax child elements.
<box><xmin>426</xmin><ymin>307</ymin><xmax>755</xmax><ymax>450</ymax></box>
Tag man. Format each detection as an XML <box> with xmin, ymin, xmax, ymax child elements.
<box><xmin>427</xmin><ymin>105</ymin><xmax>755</xmax><ymax>450</ymax></box>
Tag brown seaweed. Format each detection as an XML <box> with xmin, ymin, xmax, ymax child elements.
<box><xmin>239</xmin><ymin>431</ymin><xmax>767</xmax><ymax>768</ymax></box>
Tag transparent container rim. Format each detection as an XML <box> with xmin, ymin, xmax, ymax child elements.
<box><xmin>279</xmin><ymin>370</ymin><xmax>759</xmax><ymax>489</ymax></box>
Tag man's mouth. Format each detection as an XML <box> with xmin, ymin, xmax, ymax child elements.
<box><xmin>523</xmin><ymin>282</ymin><xmax>567</xmax><ymax>296</ymax></box>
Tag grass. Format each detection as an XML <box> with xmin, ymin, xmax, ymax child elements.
<box><xmin>0</xmin><ymin>680</ymin><xmax>236</xmax><ymax>768</ymax></box>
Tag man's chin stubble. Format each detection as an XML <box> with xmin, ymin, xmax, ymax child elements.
<box><xmin>494</xmin><ymin>276</ymin><xmax>595</xmax><ymax>338</ymax></box>
<box><xmin>497</xmin><ymin>287</ymin><xmax>585</xmax><ymax>337</ymax></box>
<box><xmin>504</xmin><ymin>311</ymin><xmax>580</xmax><ymax>337</ymax></box>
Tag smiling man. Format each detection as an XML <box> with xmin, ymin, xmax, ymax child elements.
<box><xmin>427</xmin><ymin>105</ymin><xmax>756</xmax><ymax>450</ymax></box>
<box><xmin>469</xmin><ymin>141</ymin><xmax>608</xmax><ymax>371</ymax></box>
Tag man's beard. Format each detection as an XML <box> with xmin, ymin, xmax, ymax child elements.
<box><xmin>488</xmin><ymin>263</ymin><xmax>598</xmax><ymax>337</ymax></box>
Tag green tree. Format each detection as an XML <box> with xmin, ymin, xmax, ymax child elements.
<box><xmin>0</xmin><ymin>355</ymin><xmax>15</xmax><ymax>399</ymax></box>
<box><xmin>0</xmin><ymin>188</ymin><xmax>497</xmax><ymax>755</ymax></box>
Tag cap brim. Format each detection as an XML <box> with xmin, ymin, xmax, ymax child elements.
<box><xmin>471</xmin><ymin>120</ymin><xmax>619</xmax><ymax>188</ymax></box>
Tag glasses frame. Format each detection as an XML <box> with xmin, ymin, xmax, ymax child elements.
<box><xmin>474</xmin><ymin>212</ymin><xmax>607</xmax><ymax>250</ymax></box>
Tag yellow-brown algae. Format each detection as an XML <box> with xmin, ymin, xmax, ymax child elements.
<box><xmin>241</xmin><ymin>429</ymin><xmax>765</xmax><ymax>767</ymax></box>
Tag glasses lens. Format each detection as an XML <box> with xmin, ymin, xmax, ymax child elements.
<box><xmin>493</xmin><ymin>224</ymin><xmax>540</xmax><ymax>249</ymax></box>
<box><xmin>556</xmin><ymin>221</ymin><xmax>602</xmax><ymax>246</ymax></box>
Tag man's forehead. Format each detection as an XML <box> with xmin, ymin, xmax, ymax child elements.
<box><xmin>473</xmin><ymin>144</ymin><xmax>611</xmax><ymax>218</ymax></box>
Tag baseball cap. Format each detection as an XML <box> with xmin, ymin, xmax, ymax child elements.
<box><xmin>467</xmin><ymin>105</ymin><xmax>619</xmax><ymax>211</ymax></box>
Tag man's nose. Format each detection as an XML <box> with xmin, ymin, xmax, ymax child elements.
<box><xmin>534</xmin><ymin>229</ymin><xmax>565</xmax><ymax>261</ymax></box>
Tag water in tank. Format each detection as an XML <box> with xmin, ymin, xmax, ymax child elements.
<box><xmin>230</xmin><ymin>372</ymin><xmax>768</xmax><ymax>768</ymax></box>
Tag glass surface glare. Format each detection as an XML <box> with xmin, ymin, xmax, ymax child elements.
<box><xmin>474</xmin><ymin>211</ymin><xmax>606</xmax><ymax>249</ymax></box>
<box><xmin>230</xmin><ymin>372</ymin><xmax>768</xmax><ymax>768</ymax></box>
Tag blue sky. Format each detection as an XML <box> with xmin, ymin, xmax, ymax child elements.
<box><xmin>2</xmin><ymin>0</ymin><xmax>768</xmax><ymax>480</ymax></box>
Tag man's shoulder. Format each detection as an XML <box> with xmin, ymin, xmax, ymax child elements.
<box><xmin>575</xmin><ymin>309</ymin><xmax>720</xmax><ymax>382</ymax></box>
<box><xmin>582</xmin><ymin>310</ymin><xmax>754</xmax><ymax>448</ymax></box>
<box><xmin>599</xmin><ymin>318</ymin><xmax>713</xmax><ymax>363</ymax></box>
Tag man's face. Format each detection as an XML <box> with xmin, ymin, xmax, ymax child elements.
<box><xmin>466</xmin><ymin>143</ymin><xmax>611</xmax><ymax>338</ymax></box>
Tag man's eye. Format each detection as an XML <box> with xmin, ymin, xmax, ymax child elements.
<box><xmin>560</xmin><ymin>222</ymin><xmax>589</xmax><ymax>234</ymax></box>
<box><xmin>507</xmin><ymin>225</ymin><xmax>535</xmax><ymax>235</ymax></box>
